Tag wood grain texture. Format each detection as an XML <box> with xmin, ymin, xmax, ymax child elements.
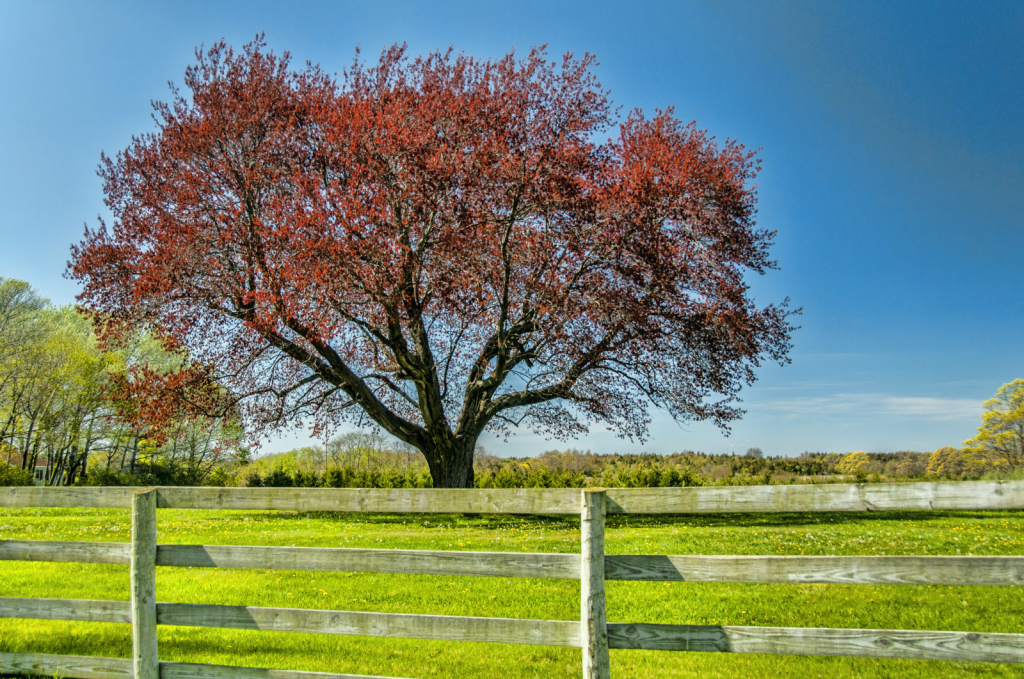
<box><xmin>0</xmin><ymin>655</ymin><xmax>407</xmax><ymax>679</ymax></box>
<box><xmin>0</xmin><ymin>597</ymin><xmax>130</xmax><ymax>623</ymax></box>
<box><xmin>0</xmin><ymin>539</ymin><xmax>129</xmax><ymax>565</ymax></box>
<box><xmin>160</xmin><ymin>661</ymin><xmax>406</xmax><ymax>679</ymax></box>
<box><xmin>606</xmin><ymin>623</ymin><xmax>1024</xmax><ymax>663</ymax></box>
<box><xmin>605</xmin><ymin>554</ymin><xmax>1024</xmax><ymax>585</ymax></box>
<box><xmin>13</xmin><ymin>541</ymin><xmax>1018</xmax><ymax>587</ymax></box>
<box><xmin>156</xmin><ymin>544</ymin><xmax>579</xmax><ymax>579</ymax></box>
<box><xmin>155</xmin><ymin>603</ymin><xmax>582</xmax><ymax>648</ymax></box>
<box><xmin>132</xmin><ymin>489</ymin><xmax>159</xmax><ymax>679</ymax></box>
<box><xmin>604</xmin><ymin>480</ymin><xmax>1024</xmax><ymax>514</ymax></box>
<box><xmin>580</xmin><ymin>490</ymin><xmax>610</xmax><ymax>679</ymax></box>
<box><xmin>0</xmin><ymin>486</ymin><xmax>134</xmax><ymax>508</ymax></box>
<box><xmin>4</xmin><ymin>481</ymin><xmax>1022</xmax><ymax>515</ymax></box>
<box><xmin>0</xmin><ymin>652</ymin><xmax>133</xmax><ymax>679</ymax></box>
<box><xmin>154</xmin><ymin>487</ymin><xmax>579</xmax><ymax>514</ymax></box>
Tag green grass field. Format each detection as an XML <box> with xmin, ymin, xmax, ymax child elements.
<box><xmin>1</xmin><ymin>506</ymin><xmax>1023</xmax><ymax>678</ymax></box>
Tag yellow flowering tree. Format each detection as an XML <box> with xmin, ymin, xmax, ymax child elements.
<box><xmin>836</xmin><ymin>451</ymin><xmax>869</xmax><ymax>476</ymax></box>
<box><xmin>962</xmin><ymin>380</ymin><xmax>1024</xmax><ymax>473</ymax></box>
<box><xmin>926</xmin><ymin>446</ymin><xmax>968</xmax><ymax>479</ymax></box>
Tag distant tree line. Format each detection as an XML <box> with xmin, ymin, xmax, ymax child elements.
<box><xmin>225</xmin><ymin>375</ymin><xmax>1021</xmax><ymax>489</ymax></box>
<box><xmin>136</xmin><ymin>443</ymin><xmax>1016</xmax><ymax>491</ymax></box>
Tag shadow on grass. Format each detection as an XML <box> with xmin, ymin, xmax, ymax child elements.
<box><xmin>226</xmin><ymin>508</ymin><xmax>1023</xmax><ymax>531</ymax></box>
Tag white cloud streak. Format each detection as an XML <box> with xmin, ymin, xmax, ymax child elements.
<box><xmin>761</xmin><ymin>393</ymin><xmax>982</xmax><ymax>419</ymax></box>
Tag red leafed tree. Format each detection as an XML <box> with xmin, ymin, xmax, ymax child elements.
<box><xmin>70</xmin><ymin>38</ymin><xmax>795</xmax><ymax>488</ymax></box>
<box><xmin>105</xmin><ymin>362</ymin><xmax>234</xmax><ymax>446</ymax></box>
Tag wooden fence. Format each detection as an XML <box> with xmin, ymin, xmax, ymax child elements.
<box><xmin>1</xmin><ymin>481</ymin><xmax>1023</xmax><ymax>679</ymax></box>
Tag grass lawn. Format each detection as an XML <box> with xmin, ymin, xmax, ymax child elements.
<box><xmin>1</xmin><ymin>505</ymin><xmax>1023</xmax><ymax>678</ymax></box>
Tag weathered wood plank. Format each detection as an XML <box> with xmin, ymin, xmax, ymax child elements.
<box><xmin>0</xmin><ymin>486</ymin><xmax>134</xmax><ymax>508</ymax></box>
<box><xmin>605</xmin><ymin>554</ymin><xmax>1024</xmax><ymax>585</ymax></box>
<box><xmin>18</xmin><ymin>541</ymin><xmax>1019</xmax><ymax>587</ymax></box>
<box><xmin>580</xmin><ymin>489</ymin><xmax>610</xmax><ymax>679</ymax></box>
<box><xmin>0</xmin><ymin>652</ymin><xmax>133</xmax><ymax>679</ymax></box>
<box><xmin>155</xmin><ymin>603</ymin><xmax>582</xmax><ymax>648</ymax></box>
<box><xmin>607</xmin><ymin>623</ymin><xmax>1024</xmax><ymax>663</ymax></box>
<box><xmin>4</xmin><ymin>481</ymin><xmax>1023</xmax><ymax>514</ymax></box>
<box><xmin>0</xmin><ymin>486</ymin><xmax>578</xmax><ymax>514</ymax></box>
<box><xmin>0</xmin><ymin>539</ymin><xmax>578</xmax><ymax>578</ymax></box>
<box><xmin>157</xmin><ymin>544</ymin><xmax>579</xmax><ymax>579</ymax></box>
<box><xmin>0</xmin><ymin>539</ymin><xmax>130</xmax><ymax>564</ymax></box>
<box><xmin>605</xmin><ymin>480</ymin><xmax>1024</xmax><ymax>514</ymax></box>
<box><xmin>154</xmin><ymin>487</ymin><xmax>579</xmax><ymax>514</ymax></box>
<box><xmin>132</xmin><ymin>489</ymin><xmax>159</xmax><ymax>679</ymax></box>
<box><xmin>0</xmin><ymin>597</ymin><xmax>131</xmax><ymax>623</ymax></box>
<box><xmin>160</xmin><ymin>661</ymin><xmax>406</xmax><ymax>679</ymax></box>
<box><xmin>11</xmin><ymin>540</ymin><xmax>1019</xmax><ymax>587</ymax></box>
<box><xmin>0</xmin><ymin>655</ymin><xmax>406</xmax><ymax>679</ymax></box>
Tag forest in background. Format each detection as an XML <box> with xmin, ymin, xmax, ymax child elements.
<box><xmin>0</xmin><ymin>277</ymin><xmax>246</xmax><ymax>488</ymax></box>
<box><xmin>211</xmin><ymin>442</ymin><xmax>1019</xmax><ymax>490</ymax></box>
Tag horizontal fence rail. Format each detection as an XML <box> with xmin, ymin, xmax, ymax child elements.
<box><xmin>0</xmin><ymin>597</ymin><xmax>130</xmax><ymax>624</ymax></box>
<box><xmin>604</xmin><ymin>554</ymin><xmax>1024</xmax><ymax>586</ymax></box>
<box><xmin>606</xmin><ymin>623</ymin><xmax>1024</xmax><ymax>664</ymax></box>
<box><xmin>154</xmin><ymin>544</ymin><xmax>579</xmax><ymax>579</ymax></box>
<box><xmin>1</xmin><ymin>481</ymin><xmax>1023</xmax><ymax>679</ymax></box>
<box><xmin>0</xmin><ymin>540</ymin><xmax>581</xmax><ymax>579</ymax></box>
<box><xmin>604</xmin><ymin>481</ymin><xmax>1024</xmax><ymax>515</ymax></box>
<box><xmin>0</xmin><ymin>653</ymin><xmax>401</xmax><ymax>679</ymax></box>
<box><xmin>3</xmin><ymin>480</ymin><xmax>1023</xmax><ymax>514</ymax></box>
<box><xmin>4</xmin><ymin>595</ymin><xmax>1024</xmax><ymax>664</ymax></box>
<box><xmin>0</xmin><ymin>487</ymin><xmax>581</xmax><ymax>514</ymax></box>
<box><xmin>0</xmin><ymin>540</ymin><xmax>129</xmax><ymax>565</ymax></box>
<box><xmin>157</xmin><ymin>603</ymin><xmax>582</xmax><ymax>647</ymax></box>
<box><xmin>4</xmin><ymin>539</ymin><xmax>1024</xmax><ymax>586</ymax></box>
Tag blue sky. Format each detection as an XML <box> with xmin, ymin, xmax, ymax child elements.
<box><xmin>1</xmin><ymin>1</ymin><xmax>1020</xmax><ymax>457</ymax></box>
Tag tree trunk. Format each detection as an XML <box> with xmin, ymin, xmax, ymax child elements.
<box><xmin>49</xmin><ymin>446</ymin><xmax>67</xmax><ymax>487</ymax></box>
<box><xmin>77</xmin><ymin>438</ymin><xmax>92</xmax><ymax>484</ymax></box>
<box><xmin>129</xmin><ymin>437</ymin><xmax>139</xmax><ymax>473</ymax></box>
<box><xmin>423</xmin><ymin>439</ymin><xmax>476</xmax><ymax>489</ymax></box>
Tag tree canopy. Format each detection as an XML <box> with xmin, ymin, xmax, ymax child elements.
<box><xmin>962</xmin><ymin>379</ymin><xmax>1024</xmax><ymax>473</ymax></box>
<box><xmin>69</xmin><ymin>39</ymin><xmax>795</xmax><ymax>488</ymax></box>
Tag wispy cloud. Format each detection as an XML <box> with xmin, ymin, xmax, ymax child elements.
<box><xmin>881</xmin><ymin>396</ymin><xmax>982</xmax><ymax>417</ymax></box>
<box><xmin>760</xmin><ymin>393</ymin><xmax>982</xmax><ymax>419</ymax></box>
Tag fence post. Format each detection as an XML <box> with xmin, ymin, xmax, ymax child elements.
<box><xmin>131</xmin><ymin>488</ymin><xmax>158</xmax><ymax>679</ymax></box>
<box><xmin>581</xmin><ymin>488</ymin><xmax>610</xmax><ymax>679</ymax></box>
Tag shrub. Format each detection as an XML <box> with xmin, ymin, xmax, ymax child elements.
<box><xmin>0</xmin><ymin>465</ymin><xmax>34</xmax><ymax>486</ymax></box>
<box><xmin>81</xmin><ymin>466</ymin><xmax>154</xmax><ymax>486</ymax></box>
<box><xmin>679</xmin><ymin>469</ymin><xmax>703</xmax><ymax>487</ymax></box>
<box><xmin>81</xmin><ymin>467</ymin><xmax>126</xmax><ymax>486</ymax></box>
<box><xmin>409</xmin><ymin>468</ymin><xmax>433</xmax><ymax>488</ymax></box>
<box><xmin>263</xmin><ymin>468</ymin><xmax>293</xmax><ymax>487</ymax></box>
<box><xmin>292</xmin><ymin>469</ymin><xmax>320</xmax><ymax>488</ymax></box>
<box><xmin>378</xmin><ymin>468</ymin><xmax>404</xmax><ymax>488</ymax></box>
<box><xmin>493</xmin><ymin>465</ymin><xmax>524</xmax><ymax>489</ymax></box>
<box><xmin>321</xmin><ymin>468</ymin><xmax>348</xmax><ymax>488</ymax></box>
<box><xmin>658</xmin><ymin>468</ymin><xmax>681</xmax><ymax>487</ymax></box>
<box><xmin>207</xmin><ymin>466</ymin><xmax>232</xmax><ymax>487</ymax></box>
